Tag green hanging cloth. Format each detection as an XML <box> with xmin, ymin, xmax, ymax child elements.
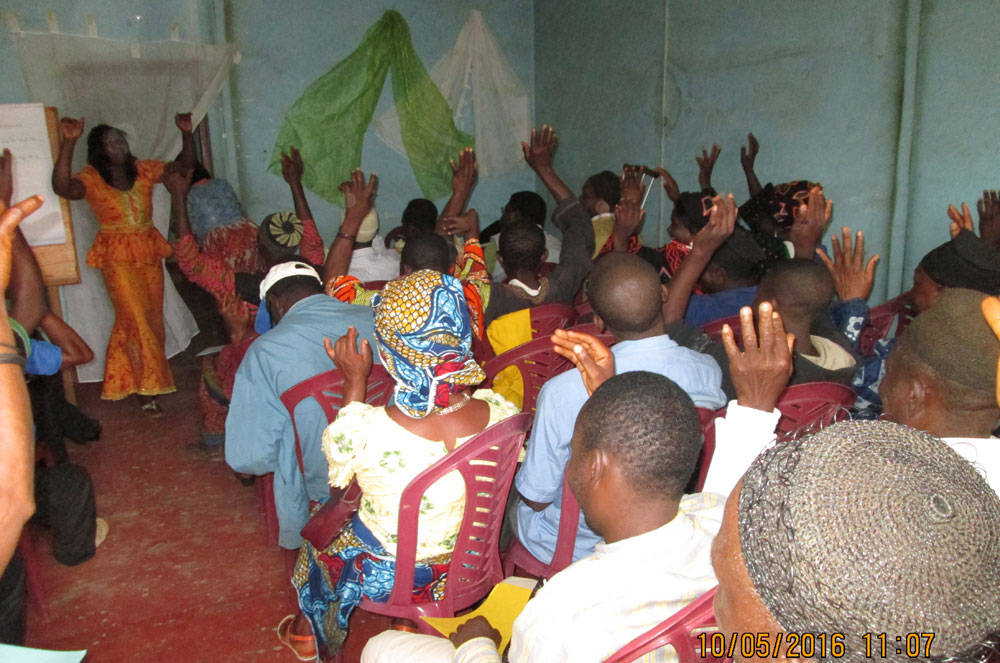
<box><xmin>269</xmin><ymin>11</ymin><xmax>474</xmax><ymax>206</ymax></box>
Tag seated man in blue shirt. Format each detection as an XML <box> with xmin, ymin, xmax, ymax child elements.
<box><xmin>512</xmin><ymin>251</ymin><xmax>727</xmax><ymax>564</ymax></box>
<box><xmin>225</xmin><ymin>261</ymin><xmax>377</xmax><ymax>549</ymax></box>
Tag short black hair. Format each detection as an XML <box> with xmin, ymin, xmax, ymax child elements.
<box><xmin>759</xmin><ymin>258</ymin><xmax>834</xmax><ymax>323</ymax></box>
<box><xmin>710</xmin><ymin>226</ymin><xmax>767</xmax><ymax>282</ymax></box>
<box><xmin>499</xmin><ymin>220</ymin><xmax>546</xmax><ymax>272</ymax></box>
<box><xmin>87</xmin><ymin>124</ymin><xmax>136</xmax><ymax>186</ymax></box>
<box><xmin>586</xmin><ymin>171</ymin><xmax>621</xmax><ymax>208</ymax></box>
<box><xmin>589</xmin><ymin>252</ymin><xmax>662</xmax><ymax>335</ymax></box>
<box><xmin>506</xmin><ymin>191</ymin><xmax>547</xmax><ymax>227</ymax></box>
<box><xmin>576</xmin><ymin>371</ymin><xmax>701</xmax><ymax>499</ymax></box>
<box><xmin>401</xmin><ymin>231</ymin><xmax>450</xmax><ymax>273</ymax></box>
<box><xmin>401</xmin><ymin>198</ymin><xmax>438</xmax><ymax>233</ymax></box>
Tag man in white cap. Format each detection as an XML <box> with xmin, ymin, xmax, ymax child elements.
<box><xmin>347</xmin><ymin>207</ymin><xmax>401</xmax><ymax>282</ymax></box>
<box><xmin>225</xmin><ymin>261</ymin><xmax>378</xmax><ymax>549</ymax></box>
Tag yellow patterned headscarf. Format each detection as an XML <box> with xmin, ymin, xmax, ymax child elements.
<box><xmin>372</xmin><ymin>270</ymin><xmax>485</xmax><ymax>418</ymax></box>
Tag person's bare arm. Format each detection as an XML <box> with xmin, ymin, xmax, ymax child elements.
<box><xmin>323</xmin><ymin>326</ymin><xmax>372</xmax><ymax>407</ymax></box>
<box><xmin>163</xmin><ymin>161</ymin><xmax>195</xmax><ymax>238</ymax></box>
<box><xmin>789</xmin><ymin>185</ymin><xmax>832</xmax><ymax>259</ymax></box>
<box><xmin>51</xmin><ymin>118</ymin><xmax>86</xmax><ymax>200</ymax></box>
<box><xmin>522</xmin><ymin>125</ymin><xmax>573</xmax><ymax>203</ymax></box>
<box><xmin>654</xmin><ymin>166</ymin><xmax>681</xmax><ymax>204</ymax></box>
<box><xmin>740</xmin><ymin>133</ymin><xmax>763</xmax><ymax>198</ymax></box>
<box><xmin>322</xmin><ymin>170</ymin><xmax>377</xmax><ymax>283</ymax></box>
<box><xmin>816</xmin><ymin>226</ymin><xmax>879</xmax><ymax>302</ymax></box>
<box><xmin>39</xmin><ymin>311</ymin><xmax>94</xmax><ymax>368</ymax></box>
<box><xmin>662</xmin><ymin>194</ymin><xmax>737</xmax><ymax>324</ymax></box>
<box><xmin>280</xmin><ymin>146</ymin><xmax>315</xmax><ymax>225</ymax></box>
<box><xmin>438</xmin><ymin>148</ymin><xmax>478</xmax><ymax>223</ymax></box>
<box><xmin>0</xmin><ymin>196</ymin><xmax>44</xmax><ymax>570</ymax></box>
<box><xmin>697</xmin><ymin>144</ymin><xmax>721</xmax><ymax>192</ymax></box>
<box><xmin>174</xmin><ymin>113</ymin><xmax>196</xmax><ymax>169</ymax></box>
<box><xmin>611</xmin><ymin>166</ymin><xmax>644</xmax><ymax>251</ymax></box>
<box><xmin>2</xmin><ymin>150</ymin><xmax>46</xmax><ymax>334</ymax></box>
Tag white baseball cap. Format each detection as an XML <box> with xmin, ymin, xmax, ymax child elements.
<box><xmin>258</xmin><ymin>261</ymin><xmax>322</xmax><ymax>301</ymax></box>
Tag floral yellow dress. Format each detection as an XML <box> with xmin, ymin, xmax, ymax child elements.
<box><xmin>77</xmin><ymin>160</ymin><xmax>174</xmax><ymax>400</ymax></box>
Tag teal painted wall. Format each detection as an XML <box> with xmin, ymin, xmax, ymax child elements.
<box><xmin>224</xmin><ymin>0</ymin><xmax>535</xmax><ymax>240</ymax></box>
<box><xmin>533</xmin><ymin>0</ymin><xmax>1000</xmax><ymax>303</ymax></box>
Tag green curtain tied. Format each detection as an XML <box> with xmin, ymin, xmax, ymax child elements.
<box><xmin>269</xmin><ymin>11</ymin><xmax>474</xmax><ymax>206</ymax></box>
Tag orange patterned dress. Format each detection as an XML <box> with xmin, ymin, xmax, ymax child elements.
<box><xmin>77</xmin><ymin>160</ymin><xmax>175</xmax><ymax>400</ymax></box>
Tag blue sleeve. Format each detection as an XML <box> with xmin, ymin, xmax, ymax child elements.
<box><xmin>514</xmin><ymin>377</ymin><xmax>578</xmax><ymax>504</ymax></box>
<box><xmin>224</xmin><ymin>346</ymin><xmax>286</xmax><ymax>475</ymax></box>
<box><xmin>24</xmin><ymin>339</ymin><xmax>62</xmax><ymax>376</ymax></box>
<box><xmin>827</xmin><ymin>298</ymin><xmax>870</xmax><ymax>348</ymax></box>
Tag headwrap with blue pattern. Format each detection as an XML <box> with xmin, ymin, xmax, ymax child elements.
<box><xmin>372</xmin><ymin>270</ymin><xmax>485</xmax><ymax>418</ymax></box>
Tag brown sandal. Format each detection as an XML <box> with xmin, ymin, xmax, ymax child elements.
<box><xmin>276</xmin><ymin>614</ymin><xmax>317</xmax><ymax>661</ymax></box>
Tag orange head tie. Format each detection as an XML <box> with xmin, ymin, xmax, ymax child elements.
<box><xmin>981</xmin><ymin>296</ymin><xmax>1000</xmax><ymax>408</ymax></box>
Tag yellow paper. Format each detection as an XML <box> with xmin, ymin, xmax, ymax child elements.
<box><xmin>421</xmin><ymin>577</ymin><xmax>536</xmax><ymax>652</ymax></box>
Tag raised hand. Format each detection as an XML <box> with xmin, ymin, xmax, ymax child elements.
<box><xmin>977</xmin><ymin>190</ymin><xmax>1000</xmax><ymax>250</ymax></box>
<box><xmin>740</xmin><ymin>133</ymin><xmax>759</xmax><ymax>172</ymax></box>
<box><xmin>654</xmin><ymin>166</ymin><xmax>681</xmax><ymax>203</ymax></box>
<box><xmin>521</xmin><ymin>125</ymin><xmax>557</xmax><ymax>172</ymax></box>
<box><xmin>816</xmin><ymin>226</ymin><xmax>879</xmax><ymax>301</ymax></box>
<box><xmin>947</xmin><ymin>202</ymin><xmax>975</xmax><ymax>239</ymax></box>
<box><xmin>324</xmin><ymin>326</ymin><xmax>373</xmax><ymax>380</ymax></box>
<box><xmin>338</xmin><ymin>169</ymin><xmax>378</xmax><ymax>217</ymax></box>
<box><xmin>450</xmin><ymin>147</ymin><xmax>478</xmax><ymax>195</ymax></box>
<box><xmin>619</xmin><ymin>165</ymin><xmax>645</xmax><ymax>205</ymax></box>
<box><xmin>551</xmin><ymin>328</ymin><xmax>615</xmax><ymax>396</ymax></box>
<box><xmin>790</xmin><ymin>185</ymin><xmax>832</xmax><ymax>258</ymax></box>
<box><xmin>0</xmin><ymin>149</ymin><xmax>12</xmax><ymax>209</ymax></box>
<box><xmin>280</xmin><ymin>146</ymin><xmax>304</xmax><ymax>186</ymax></box>
<box><xmin>697</xmin><ymin>144</ymin><xmax>721</xmax><ymax>191</ymax></box>
<box><xmin>693</xmin><ymin>193</ymin><xmax>737</xmax><ymax>253</ymax></box>
<box><xmin>161</xmin><ymin>161</ymin><xmax>193</xmax><ymax>196</ymax></box>
<box><xmin>174</xmin><ymin>112</ymin><xmax>194</xmax><ymax>133</ymax></box>
<box><xmin>721</xmin><ymin>302</ymin><xmax>794</xmax><ymax>412</ymax></box>
<box><xmin>439</xmin><ymin>209</ymin><xmax>480</xmax><ymax>239</ymax></box>
<box><xmin>59</xmin><ymin>117</ymin><xmax>84</xmax><ymax>141</ymax></box>
<box><xmin>449</xmin><ymin>616</ymin><xmax>502</xmax><ymax>650</ymax></box>
<box><xmin>0</xmin><ymin>196</ymin><xmax>43</xmax><ymax>295</ymax></box>
<box><xmin>612</xmin><ymin>198</ymin><xmax>643</xmax><ymax>243</ymax></box>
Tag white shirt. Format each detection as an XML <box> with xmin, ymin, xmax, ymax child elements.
<box><xmin>350</xmin><ymin>235</ymin><xmax>400</xmax><ymax>282</ymax></box>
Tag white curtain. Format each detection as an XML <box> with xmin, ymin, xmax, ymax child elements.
<box><xmin>375</xmin><ymin>9</ymin><xmax>531</xmax><ymax>178</ymax></box>
<box><xmin>11</xmin><ymin>31</ymin><xmax>236</xmax><ymax>382</ymax></box>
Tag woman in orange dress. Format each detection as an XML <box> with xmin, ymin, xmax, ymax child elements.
<box><xmin>52</xmin><ymin>114</ymin><xmax>194</xmax><ymax>414</ymax></box>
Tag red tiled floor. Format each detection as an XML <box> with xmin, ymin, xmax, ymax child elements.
<box><xmin>22</xmin><ymin>277</ymin><xmax>390</xmax><ymax>662</ymax></box>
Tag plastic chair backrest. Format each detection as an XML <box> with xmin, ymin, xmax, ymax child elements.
<box><xmin>279</xmin><ymin>365</ymin><xmax>394</xmax><ymax>477</ymax></box>
<box><xmin>481</xmin><ymin>335</ymin><xmax>575</xmax><ymax>414</ymax></box>
<box><xmin>858</xmin><ymin>292</ymin><xmax>915</xmax><ymax>356</ymax></box>
<box><xmin>360</xmin><ymin>412</ymin><xmax>533</xmax><ymax>624</ymax></box>
<box><xmin>775</xmin><ymin>381</ymin><xmax>855</xmax><ymax>442</ymax></box>
<box><xmin>574</xmin><ymin>299</ymin><xmax>594</xmax><ymax>324</ymax></box>
<box><xmin>701</xmin><ymin>314</ymin><xmax>742</xmax><ymax>343</ymax></box>
<box><xmin>363</xmin><ymin>280</ymin><xmax>388</xmax><ymax>291</ymax></box>
<box><xmin>602</xmin><ymin>587</ymin><xmax>719</xmax><ymax>663</ymax></box>
<box><xmin>529</xmin><ymin>302</ymin><xmax>577</xmax><ymax>338</ymax></box>
<box><xmin>502</xmin><ymin>473</ymin><xmax>580</xmax><ymax>579</ymax></box>
<box><xmin>563</xmin><ymin>322</ymin><xmax>616</xmax><ymax>346</ymax></box>
<box><xmin>690</xmin><ymin>407</ymin><xmax>721</xmax><ymax>494</ymax></box>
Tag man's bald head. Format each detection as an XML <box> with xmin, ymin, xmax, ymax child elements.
<box><xmin>589</xmin><ymin>252</ymin><xmax>664</xmax><ymax>339</ymax></box>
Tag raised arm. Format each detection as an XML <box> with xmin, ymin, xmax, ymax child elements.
<box><xmin>789</xmin><ymin>185</ymin><xmax>832</xmax><ymax>259</ymax></box>
<box><xmin>816</xmin><ymin>226</ymin><xmax>879</xmax><ymax>302</ymax></box>
<box><xmin>39</xmin><ymin>311</ymin><xmax>94</xmax><ymax>368</ymax></box>
<box><xmin>280</xmin><ymin>146</ymin><xmax>314</xmax><ymax>225</ymax></box>
<box><xmin>51</xmin><ymin>117</ymin><xmax>86</xmax><ymax>200</ymax></box>
<box><xmin>2</xmin><ymin>150</ymin><xmax>46</xmax><ymax>334</ymax></box>
<box><xmin>655</xmin><ymin>166</ymin><xmax>681</xmax><ymax>204</ymax></box>
<box><xmin>174</xmin><ymin>113</ymin><xmax>196</xmax><ymax>169</ymax></box>
<box><xmin>662</xmin><ymin>194</ymin><xmax>737</xmax><ymax>324</ymax></box>
<box><xmin>740</xmin><ymin>133</ymin><xmax>762</xmax><ymax>198</ymax></box>
<box><xmin>323</xmin><ymin>326</ymin><xmax>372</xmax><ymax>407</ymax></box>
<box><xmin>0</xmin><ymin>196</ymin><xmax>44</xmax><ymax>570</ymax></box>
<box><xmin>522</xmin><ymin>125</ymin><xmax>573</xmax><ymax>203</ymax></box>
<box><xmin>610</xmin><ymin>166</ymin><xmax>645</xmax><ymax>251</ymax></box>
<box><xmin>438</xmin><ymin>148</ymin><xmax>478</xmax><ymax>223</ymax></box>
<box><xmin>697</xmin><ymin>144</ymin><xmax>721</xmax><ymax>192</ymax></box>
<box><xmin>322</xmin><ymin>170</ymin><xmax>378</xmax><ymax>283</ymax></box>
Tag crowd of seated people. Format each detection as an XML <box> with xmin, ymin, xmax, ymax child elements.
<box><xmin>5</xmin><ymin>112</ymin><xmax>1000</xmax><ymax>663</ymax></box>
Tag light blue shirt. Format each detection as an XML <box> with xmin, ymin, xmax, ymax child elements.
<box><xmin>225</xmin><ymin>294</ymin><xmax>377</xmax><ymax>548</ymax></box>
<box><xmin>514</xmin><ymin>334</ymin><xmax>726</xmax><ymax>564</ymax></box>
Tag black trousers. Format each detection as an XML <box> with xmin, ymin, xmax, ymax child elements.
<box><xmin>34</xmin><ymin>464</ymin><xmax>97</xmax><ymax>566</ymax></box>
<box><xmin>0</xmin><ymin>553</ymin><xmax>26</xmax><ymax>645</ymax></box>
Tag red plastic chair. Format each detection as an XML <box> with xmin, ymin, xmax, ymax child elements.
<box><xmin>562</xmin><ymin>322</ymin><xmax>615</xmax><ymax>345</ymax></box>
<box><xmin>358</xmin><ymin>412</ymin><xmax>533</xmax><ymax>631</ymax></box>
<box><xmin>858</xmin><ymin>292</ymin><xmax>915</xmax><ymax>356</ymax></box>
<box><xmin>529</xmin><ymin>303</ymin><xmax>577</xmax><ymax>338</ymax></box>
<box><xmin>502</xmin><ymin>473</ymin><xmax>580</xmax><ymax>580</ymax></box>
<box><xmin>573</xmin><ymin>299</ymin><xmax>594</xmax><ymax>324</ymax></box>
<box><xmin>481</xmin><ymin>335</ymin><xmax>575</xmax><ymax>414</ymax></box>
<box><xmin>775</xmin><ymin>382</ymin><xmax>856</xmax><ymax>442</ymax></box>
<box><xmin>363</xmin><ymin>280</ymin><xmax>388</xmax><ymax>291</ymax></box>
<box><xmin>700</xmin><ymin>314</ymin><xmax>742</xmax><ymax>343</ymax></box>
<box><xmin>255</xmin><ymin>366</ymin><xmax>395</xmax><ymax>546</ymax></box>
<box><xmin>602</xmin><ymin>587</ymin><xmax>720</xmax><ymax>663</ymax></box>
<box><xmin>17</xmin><ymin>530</ymin><xmax>49</xmax><ymax>621</ymax></box>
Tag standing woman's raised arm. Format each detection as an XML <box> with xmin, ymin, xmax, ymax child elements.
<box><xmin>51</xmin><ymin>117</ymin><xmax>86</xmax><ymax>200</ymax></box>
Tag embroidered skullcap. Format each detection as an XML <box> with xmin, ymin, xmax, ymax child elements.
<box><xmin>739</xmin><ymin>181</ymin><xmax>819</xmax><ymax>232</ymax></box>
<box><xmin>739</xmin><ymin>420</ymin><xmax>1000</xmax><ymax>663</ymax></box>
<box><xmin>918</xmin><ymin>230</ymin><xmax>1000</xmax><ymax>295</ymax></box>
<box><xmin>260</xmin><ymin>211</ymin><xmax>304</xmax><ymax>253</ymax></box>
<box><xmin>371</xmin><ymin>270</ymin><xmax>484</xmax><ymax>418</ymax></box>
